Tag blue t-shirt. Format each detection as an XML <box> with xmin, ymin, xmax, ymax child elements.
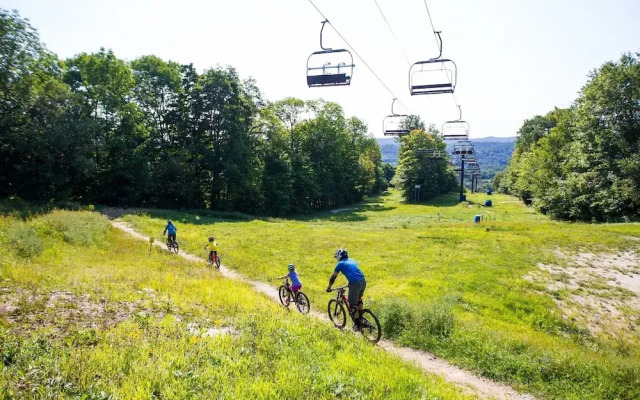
<box><xmin>165</xmin><ymin>224</ymin><xmax>177</xmax><ymax>235</ymax></box>
<box><xmin>334</xmin><ymin>258</ymin><xmax>365</xmax><ymax>283</ymax></box>
<box><xmin>288</xmin><ymin>271</ymin><xmax>302</xmax><ymax>287</ymax></box>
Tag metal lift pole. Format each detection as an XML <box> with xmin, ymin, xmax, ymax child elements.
<box><xmin>459</xmin><ymin>160</ymin><xmax>465</xmax><ymax>202</ymax></box>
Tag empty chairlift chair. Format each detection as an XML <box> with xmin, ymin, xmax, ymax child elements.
<box><xmin>383</xmin><ymin>98</ymin><xmax>410</xmax><ymax>136</ymax></box>
<box><xmin>307</xmin><ymin>21</ymin><xmax>355</xmax><ymax>88</ymax></box>
<box><xmin>409</xmin><ymin>32</ymin><xmax>457</xmax><ymax>96</ymax></box>
<box><xmin>452</xmin><ymin>141</ymin><xmax>474</xmax><ymax>156</ymax></box>
<box><xmin>442</xmin><ymin>106</ymin><xmax>470</xmax><ymax>141</ymax></box>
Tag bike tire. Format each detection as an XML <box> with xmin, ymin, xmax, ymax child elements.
<box><xmin>327</xmin><ymin>299</ymin><xmax>346</xmax><ymax>329</ymax></box>
<box><xmin>215</xmin><ymin>256</ymin><xmax>221</xmax><ymax>269</ymax></box>
<box><xmin>359</xmin><ymin>309</ymin><xmax>382</xmax><ymax>344</ymax></box>
<box><xmin>295</xmin><ymin>292</ymin><xmax>310</xmax><ymax>314</ymax></box>
<box><xmin>173</xmin><ymin>242</ymin><xmax>179</xmax><ymax>254</ymax></box>
<box><xmin>278</xmin><ymin>286</ymin><xmax>289</xmax><ymax>307</ymax></box>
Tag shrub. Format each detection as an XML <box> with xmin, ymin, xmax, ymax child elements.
<box><xmin>39</xmin><ymin>210</ymin><xmax>110</xmax><ymax>245</ymax></box>
<box><xmin>7</xmin><ymin>222</ymin><xmax>44</xmax><ymax>258</ymax></box>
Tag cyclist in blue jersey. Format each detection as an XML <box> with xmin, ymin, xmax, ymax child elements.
<box><xmin>326</xmin><ymin>248</ymin><xmax>366</xmax><ymax>330</ymax></box>
<box><xmin>163</xmin><ymin>220</ymin><xmax>177</xmax><ymax>244</ymax></box>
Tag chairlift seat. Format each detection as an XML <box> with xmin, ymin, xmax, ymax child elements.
<box><xmin>307</xmin><ymin>73</ymin><xmax>350</xmax><ymax>87</ymax></box>
<box><xmin>384</xmin><ymin>129</ymin><xmax>410</xmax><ymax>136</ymax></box>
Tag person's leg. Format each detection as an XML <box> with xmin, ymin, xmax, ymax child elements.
<box><xmin>348</xmin><ymin>281</ymin><xmax>364</xmax><ymax>321</ymax></box>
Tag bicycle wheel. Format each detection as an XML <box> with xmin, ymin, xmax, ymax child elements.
<box><xmin>327</xmin><ymin>299</ymin><xmax>346</xmax><ymax>328</ymax></box>
<box><xmin>295</xmin><ymin>292</ymin><xmax>310</xmax><ymax>314</ymax></box>
<box><xmin>173</xmin><ymin>242</ymin><xmax>179</xmax><ymax>254</ymax></box>
<box><xmin>359</xmin><ymin>309</ymin><xmax>382</xmax><ymax>343</ymax></box>
<box><xmin>278</xmin><ymin>286</ymin><xmax>290</xmax><ymax>307</ymax></box>
<box><xmin>208</xmin><ymin>254</ymin><xmax>214</xmax><ymax>266</ymax></box>
<box><xmin>215</xmin><ymin>255</ymin><xmax>221</xmax><ymax>269</ymax></box>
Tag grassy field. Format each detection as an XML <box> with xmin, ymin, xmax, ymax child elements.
<box><xmin>120</xmin><ymin>190</ymin><xmax>640</xmax><ymax>400</ymax></box>
<box><xmin>0</xmin><ymin>209</ymin><xmax>478</xmax><ymax>399</ymax></box>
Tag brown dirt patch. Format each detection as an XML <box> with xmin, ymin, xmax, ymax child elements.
<box><xmin>527</xmin><ymin>250</ymin><xmax>640</xmax><ymax>337</ymax></box>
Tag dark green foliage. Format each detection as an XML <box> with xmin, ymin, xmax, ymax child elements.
<box><xmin>500</xmin><ymin>53</ymin><xmax>640</xmax><ymax>221</ymax></box>
<box><xmin>393</xmin><ymin>129</ymin><xmax>457</xmax><ymax>202</ymax></box>
<box><xmin>0</xmin><ymin>9</ymin><xmax>384</xmax><ymax>216</ymax></box>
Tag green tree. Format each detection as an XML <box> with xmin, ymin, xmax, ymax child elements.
<box><xmin>394</xmin><ymin>129</ymin><xmax>456</xmax><ymax>202</ymax></box>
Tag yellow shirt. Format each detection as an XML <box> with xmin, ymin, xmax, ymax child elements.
<box><xmin>206</xmin><ymin>241</ymin><xmax>219</xmax><ymax>251</ymax></box>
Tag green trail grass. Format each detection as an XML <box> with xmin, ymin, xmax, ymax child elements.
<box><xmin>122</xmin><ymin>190</ymin><xmax>640</xmax><ymax>400</ymax></box>
<box><xmin>0</xmin><ymin>210</ymin><xmax>476</xmax><ymax>399</ymax></box>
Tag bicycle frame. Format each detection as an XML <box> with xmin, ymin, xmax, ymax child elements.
<box><xmin>334</xmin><ymin>286</ymin><xmax>356</xmax><ymax>316</ymax></box>
<box><xmin>282</xmin><ymin>278</ymin><xmax>298</xmax><ymax>303</ymax></box>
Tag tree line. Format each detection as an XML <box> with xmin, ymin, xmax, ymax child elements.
<box><xmin>494</xmin><ymin>52</ymin><xmax>640</xmax><ymax>221</ymax></box>
<box><xmin>0</xmin><ymin>9</ymin><xmax>387</xmax><ymax>216</ymax></box>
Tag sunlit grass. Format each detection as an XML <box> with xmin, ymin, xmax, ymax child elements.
<box><xmin>121</xmin><ymin>190</ymin><xmax>640</xmax><ymax>399</ymax></box>
<box><xmin>0</xmin><ymin>211</ymin><xmax>476</xmax><ymax>399</ymax></box>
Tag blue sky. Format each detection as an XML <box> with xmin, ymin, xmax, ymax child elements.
<box><xmin>3</xmin><ymin>0</ymin><xmax>639</xmax><ymax>137</ymax></box>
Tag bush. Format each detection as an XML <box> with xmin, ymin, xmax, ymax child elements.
<box><xmin>7</xmin><ymin>222</ymin><xmax>44</xmax><ymax>258</ymax></box>
<box><xmin>412</xmin><ymin>300</ymin><xmax>455</xmax><ymax>339</ymax></box>
<box><xmin>377</xmin><ymin>298</ymin><xmax>455</xmax><ymax>342</ymax></box>
<box><xmin>38</xmin><ymin>210</ymin><xmax>110</xmax><ymax>245</ymax></box>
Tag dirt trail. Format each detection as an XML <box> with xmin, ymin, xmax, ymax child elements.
<box><xmin>111</xmin><ymin>221</ymin><xmax>536</xmax><ymax>400</ymax></box>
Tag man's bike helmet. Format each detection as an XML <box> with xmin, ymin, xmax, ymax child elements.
<box><xmin>333</xmin><ymin>248</ymin><xmax>348</xmax><ymax>260</ymax></box>
<box><xmin>208</xmin><ymin>236</ymin><xmax>215</xmax><ymax>242</ymax></box>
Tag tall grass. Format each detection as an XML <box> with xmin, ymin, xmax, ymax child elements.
<box><xmin>0</xmin><ymin>210</ymin><xmax>476</xmax><ymax>399</ymax></box>
<box><xmin>121</xmin><ymin>190</ymin><xmax>640</xmax><ymax>399</ymax></box>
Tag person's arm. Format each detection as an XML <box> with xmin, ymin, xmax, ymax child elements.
<box><xmin>277</xmin><ymin>274</ymin><xmax>288</xmax><ymax>280</ymax></box>
<box><xmin>326</xmin><ymin>271</ymin><xmax>339</xmax><ymax>292</ymax></box>
<box><xmin>204</xmin><ymin>244</ymin><xmax>209</xmax><ymax>250</ymax></box>
<box><xmin>163</xmin><ymin>226</ymin><xmax>167</xmax><ymax>235</ymax></box>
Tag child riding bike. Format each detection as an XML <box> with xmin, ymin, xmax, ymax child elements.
<box><xmin>277</xmin><ymin>264</ymin><xmax>303</xmax><ymax>306</ymax></box>
<box><xmin>204</xmin><ymin>236</ymin><xmax>220</xmax><ymax>268</ymax></box>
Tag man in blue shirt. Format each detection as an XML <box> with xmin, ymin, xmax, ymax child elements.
<box><xmin>163</xmin><ymin>220</ymin><xmax>177</xmax><ymax>244</ymax></box>
<box><xmin>326</xmin><ymin>248</ymin><xmax>366</xmax><ymax>330</ymax></box>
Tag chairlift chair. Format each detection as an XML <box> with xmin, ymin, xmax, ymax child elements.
<box><xmin>442</xmin><ymin>106</ymin><xmax>470</xmax><ymax>141</ymax></box>
<box><xmin>416</xmin><ymin>149</ymin><xmax>447</xmax><ymax>158</ymax></box>
<box><xmin>409</xmin><ymin>32</ymin><xmax>457</xmax><ymax>96</ymax></box>
<box><xmin>307</xmin><ymin>21</ymin><xmax>355</xmax><ymax>88</ymax></box>
<box><xmin>383</xmin><ymin>98</ymin><xmax>410</xmax><ymax>136</ymax></box>
<box><xmin>452</xmin><ymin>141</ymin><xmax>474</xmax><ymax>155</ymax></box>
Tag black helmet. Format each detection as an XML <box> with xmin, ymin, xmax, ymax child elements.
<box><xmin>208</xmin><ymin>236</ymin><xmax>214</xmax><ymax>242</ymax></box>
<box><xmin>333</xmin><ymin>248</ymin><xmax>348</xmax><ymax>260</ymax></box>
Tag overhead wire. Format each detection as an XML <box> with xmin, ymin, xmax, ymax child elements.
<box><xmin>306</xmin><ymin>0</ymin><xmax>414</xmax><ymax>115</ymax></box>
<box><xmin>421</xmin><ymin>0</ymin><xmax>461</xmax><ymax>120</ymax></box>
<box><xmin>373</xmin><ymin>0</ymin><xmax>412</xmax><ymax>68</ymax></box>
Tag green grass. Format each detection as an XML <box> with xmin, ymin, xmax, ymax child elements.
<box><xmin>121</xmin><ymin>190</ymin><xmax>640</xmax><ymax>399</ymax></box>
<box><xmin>0</xmin><ymin>210</ymin><xmax>476</xmax><ymax>399</ymax></box>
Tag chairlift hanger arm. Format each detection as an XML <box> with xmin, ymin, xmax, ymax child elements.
<box><xmin>433</xmin><ymin>31</ymin><xmax>443</xmax><ymax>60</ymax></box>
<box><xmin>320</xmin><ymin>20</ymin><xmax>331</xmax><ymax>51</ymax></box>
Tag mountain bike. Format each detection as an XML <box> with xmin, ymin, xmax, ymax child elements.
<box><xmin>208</xmin><ymin>252</ymin><xmax>221</xmax><ymax>269</ymax></box>
<box><xmin>166</xmin><ymin>236</ymin><xmax>179</xmax><ymax>254</ymax></box>
<box><xmin>327</xmin><ymin>285</ymin><xmax>381</xmax><ymax>343</ymax></box>
<box><xmin>278</xmin><ymin>278</ymin><xmax>310</xmax><ymax>314</ymax></box>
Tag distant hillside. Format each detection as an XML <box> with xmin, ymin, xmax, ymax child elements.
<box><xmin>377</xmin><ymin>137</ymin><xmax>515</xmax><ymax>181</ymax></box>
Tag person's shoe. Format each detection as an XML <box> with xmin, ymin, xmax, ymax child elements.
<box><xmin>352</xmin><ymin>323</ymin><xmax>361</xmax><ymax>332</ymax></box>
<box><xmin>284</xmin><ymin>299</ymin><xmax>290</xmax><ymax>306</ymax></box>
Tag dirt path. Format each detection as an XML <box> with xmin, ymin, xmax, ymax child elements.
<box><xmin>111</xmin><ymin>221</ymin><xmax>536</xmax><ymax>400</ymax></box>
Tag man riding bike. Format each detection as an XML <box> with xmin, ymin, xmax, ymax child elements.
<box><xmin>326</xmin><ymin>249</ymin><xmax>366</xmax><ymax>331</ymax></box>
<box><xmin>163</xmin><ymin>220</ymin><xmax>177</xmax><ymax>245</ymax></box>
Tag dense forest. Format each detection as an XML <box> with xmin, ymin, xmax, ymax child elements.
<box><xmin>0</xmin><ymin>9</ymin><xmax>386</xmax><ymax>216</ymax></box>
<box><xmin>495</xmin><ymin>52</ymin><xmax>640</xmax><ymax>221</ymax></box>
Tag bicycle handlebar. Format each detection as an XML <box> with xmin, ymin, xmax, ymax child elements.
<box><xmin>328</xmin><ymin>285</ymin><xmax>348</xmax><ymax>292</ymax></box>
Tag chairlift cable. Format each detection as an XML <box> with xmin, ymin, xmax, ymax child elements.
<box><xmin>421</xmin><ymin>0</ymin><xmax>462</xmax><ymax>114</ymax></box>
<box><xmin>373</xmin><ymin>0</ymin><xmax>412</xmax><ymax>67</ymax></box>
<box><xmin>307</xmin><ymin>0</ymin><xmax>414</xmax><ymax>115</ymax></box>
